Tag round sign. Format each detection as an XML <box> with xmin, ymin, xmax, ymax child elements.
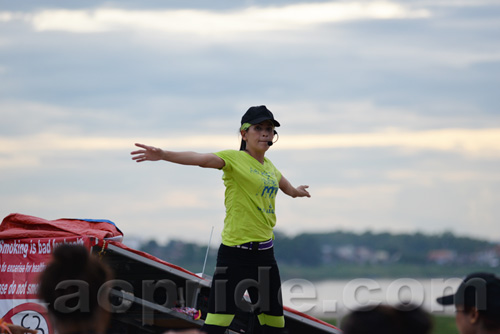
<box><xmin>3</xmin><ymin>302</ymin><xmax>52</xmax><ymax>334</ymax></box>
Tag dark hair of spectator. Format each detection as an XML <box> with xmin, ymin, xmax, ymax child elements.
<box><xmin>38</xmin><ymin>244</ymin><xmax>113</xmax><ymax>324</ymax></box>
<box><xmin>341</xmin><ymin>304</ymin><xmax>433</xmax><ymax>334</ymax></box>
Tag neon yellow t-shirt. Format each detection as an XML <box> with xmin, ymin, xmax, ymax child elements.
<box><xmin>214</xmin><ymin>150</ymin><xmax>282</xmax><ymax>246</ymax></box>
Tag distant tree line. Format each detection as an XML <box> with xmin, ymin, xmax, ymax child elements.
<box><xmin>274</xmin><ymin>230</ymin><xmax>494</xmax><ymax>266</ymax></box>
<box><xmin>138</xmin><ymin>230</ymin><xmax>496</xmax><ymax>276</ymax></box>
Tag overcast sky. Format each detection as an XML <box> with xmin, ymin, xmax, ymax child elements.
<box><xmin>1</xmin><ymin>0</ymin><xmax>499</xmax><ymax>247</ymax></box>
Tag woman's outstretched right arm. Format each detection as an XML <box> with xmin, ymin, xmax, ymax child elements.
<box><xmin>131</xmin><ymin>143</ymin><xmax>225</xmax><ymax>169</ymax></box>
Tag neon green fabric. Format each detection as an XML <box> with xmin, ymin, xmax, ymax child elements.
<box><xmin>257</xmin><ymin>313</ymin><xmax>285</xmax><ymax>328</ymax></box>
<box><xmin>214</xmin><ymin>150</ymin><xmax>282</xmax><ymax>246</ymax></box>
<box><xmin>240</xmin><ymin>122</ymin><xmax>252</xmax><ymax>131</ymax></box>
<box><xmin>204</xmin><ymin>313</ymin><xmax>235</xmax><ymax>327</ymax></box>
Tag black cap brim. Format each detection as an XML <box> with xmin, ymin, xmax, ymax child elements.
<box><xmin>436</xmin><ymin>294</ymin><xmax>454</xmax><ymax>305</ymax></box>
<box><xmin>249</xmin><ymin>116</ymin><xmax>280</xmax><ymax>127</ymax></box>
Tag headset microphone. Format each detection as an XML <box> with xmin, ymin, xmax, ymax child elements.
<box><xmin>268</xmin><ymin>130</ymin><xmax>278</xmax><ymax>146</ymax></box>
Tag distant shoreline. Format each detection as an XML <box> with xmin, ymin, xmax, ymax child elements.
<box><xmin>278</xmin><ymin>263</ymin><xmax>497</xmax><ymax>282</ymax></box>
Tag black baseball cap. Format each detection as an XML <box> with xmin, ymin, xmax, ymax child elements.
<box><xmin>436</xmin><ymin>272</ymin><xmax>500</xmax><ymax>315</ymax></box>
<box><xmin>241</xmin><ymin>105</ymin><xmax>280</xmax><ymax>127</ymax></box>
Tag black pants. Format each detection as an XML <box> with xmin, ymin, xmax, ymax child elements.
<box><xmin>200</xmin><ymin>244</ymin><xmax>285</xmax><ymax>334</ymax></box>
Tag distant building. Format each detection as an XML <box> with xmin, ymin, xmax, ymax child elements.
<box><xmin>427</xmin><ymin>249</ymin><xmax>457</xmax><ymax>265</ymax></box>
<box><xmin>473</xmin><ymin>247</ymin><xmax>500</xmax><ymax>267</ymax></box>
<box><xmin>332</xmin><ymin>245</ymin><xmax>393</xmax><ymax>264</ymax></box>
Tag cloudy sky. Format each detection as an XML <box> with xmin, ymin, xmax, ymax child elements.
<box><xmin>1</xmin><ymin>0</ymin><xmax>499</xmax><ymax>247</ymax></box>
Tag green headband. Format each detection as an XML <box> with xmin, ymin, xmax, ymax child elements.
<box><xmin>240</xmin><ymin>123</ymin><xmax>252</xmax><ymax>131</ymax></box>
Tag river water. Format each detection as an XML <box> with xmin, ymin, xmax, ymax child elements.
<box><xmin>280</xmin><ymin>278</ymin><xmax>461</xmax><ymax>320</ymax></box>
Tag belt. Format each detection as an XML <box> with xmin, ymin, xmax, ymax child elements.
<box><xmin>232</xmin><ymin>239</ymin><xmax>273</xmax><ymax>251</ymax></box>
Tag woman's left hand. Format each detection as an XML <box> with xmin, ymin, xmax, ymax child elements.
<box><xmin>279</xmin><ymin>176</ymin><xmax>311</xmax><ymax>198</ymax></box>
<box><xmin>296</xmin><ymin>185</ymin><xmax>311</xmax><ymax>198</ymax></box>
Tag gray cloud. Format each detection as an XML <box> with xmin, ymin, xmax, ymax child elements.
<box><xmin>1</xmin><ymin>0</ymin><xmax>499</xmax><ymax>243</ymax></box>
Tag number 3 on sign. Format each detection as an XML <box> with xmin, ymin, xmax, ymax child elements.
<box><xmin>2</xmin><ymin>303</ymin><xmax>52</xmax><ymax>334</ymax></box>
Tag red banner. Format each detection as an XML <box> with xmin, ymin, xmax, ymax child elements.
<box><xmin>0</xmin><ymin>236</ymin><xmax>93</xmax><ymax>300</ymax></box>
<box><xmin>0</xmin><ymin>236</ymin><xmax>95</xmax><ymax>334</ymax></box>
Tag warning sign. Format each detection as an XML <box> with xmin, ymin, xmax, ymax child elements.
<box><xmin>0</xmin><ymin>237</ymin><xmax>92</xmax><ymax>333</ymax></box>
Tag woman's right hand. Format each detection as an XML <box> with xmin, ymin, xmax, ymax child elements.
<box><xmin>131</xmin><ymin>143</ymin><xmax>164</xmax><ymax>162</ymax></box>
